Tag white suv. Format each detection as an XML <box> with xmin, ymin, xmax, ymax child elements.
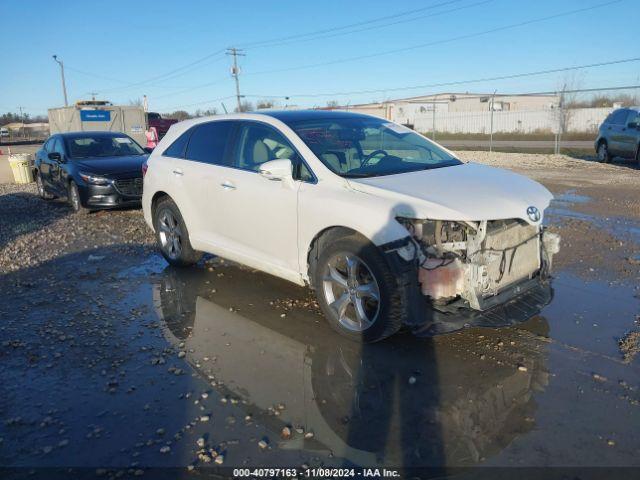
<box><xmin>142</xmin><ymin>111</ymin><xmax>559</xmax><ymax>342</ymax></box>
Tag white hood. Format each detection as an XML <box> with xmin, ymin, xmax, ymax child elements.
<box><xmin>346</xmin><ymin>162</ymin><xmax>553</xmax><ymax>224</ymax></box>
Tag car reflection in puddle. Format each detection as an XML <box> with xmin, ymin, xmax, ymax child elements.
<box><xmin>152</xmin><ymin>262</ymin><xmax>550</xmax><ymax>469</ymax></box>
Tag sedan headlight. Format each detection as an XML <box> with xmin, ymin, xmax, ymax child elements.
<box><xmin>79</xmin><ymin>172</ymin><xmax>111</xmax><ymax>186</ymax></box>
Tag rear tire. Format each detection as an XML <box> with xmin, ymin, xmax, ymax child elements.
<box><xmin>68</xmin><ymin>181</ymin><xmax>88</xmax><ymax>215</ymax></box>
<box><xmin>597</xmin><ymin>141</ymin><xmax>612</xmax><ymax>163</ymax></box>
<box><xmin>635</xmin><ymin>144</ymin><xmax>640</xmax><ymax>168</ymax></box>
<box><xmin>313</xmin><ymin>235</ymin><xmax>404</xmax><ymax>343</ymax></box>
<box><xmin>153</xmin><ymin>197</ymin><xmax>202</xmax><ymax>267</ymax></box>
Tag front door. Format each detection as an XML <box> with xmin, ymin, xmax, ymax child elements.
<box><xmin>211</xmin><ymin>122</ymin><xmax>301</xmax><ymax>276</ymax></box>
<box><xmin>619</xmin><ymin>110</ymin><xmax>640</xmax><ymax>158</ymax></box>
<box><xmin>608</xmin><ymin>109</ymin><xmax>629</xmax><ymax>157</ymax></box>
<box><xmin>48</xmin><ymin>137</ymin><xmax>67</xmax><ymax>195</ymax></box>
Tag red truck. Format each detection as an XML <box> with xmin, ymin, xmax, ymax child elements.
<box><xmin>147</xmin><ymin>112</ymin><xmax>178</xmax><ymax>139</ymax></box>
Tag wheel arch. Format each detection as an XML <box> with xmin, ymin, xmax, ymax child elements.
<box><xmin>306</xmin><ymin>226</ymin><xmax>381</xmax><ymax>289</ymax></box>
<box><xmin>151</xmin><ymin>191</ymin><xmax>171</xmax><ymax>215</ymax></box>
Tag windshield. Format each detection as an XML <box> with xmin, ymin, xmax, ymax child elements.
<box><xmin>65</xmin><ymin>135</ymin><xmax>145</xmax><ymax>159</ymax></box>
<box><xmin>287</xmin><ymin>117</ymin><xmax>462</xmax><ymax>177</ymax></box>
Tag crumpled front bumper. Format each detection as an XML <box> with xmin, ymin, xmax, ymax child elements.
<box><xmin>410</xmin><ymin>276</ymin><xmax>553</xmax><ymax>336</ymax></box>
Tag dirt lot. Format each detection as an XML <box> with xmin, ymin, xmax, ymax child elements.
<box><xmin>0</xmin><ymin>151</ymin><xmax>639</xmax><ymax>476</ymax></box>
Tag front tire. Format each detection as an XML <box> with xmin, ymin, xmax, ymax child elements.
<box><xmin>68</xmin><ymin>181</ymin><xmax>88</xmax><ymax>215</ymax></box>
<box><xmin>36</xmin><ymin>171</ymin><xmax>53</xmax><ymax>200</ymax></box>
<box><xmin>153</xmin><ymin>197</ymin><xmax>202</xmax><ymax>267</ymax></box>
<box><xmin>597</xmin><ymin>141</ymin><xmax>612</xmax><ymax>163</ymax></box>
<box><xmin>313</xmin><ymin>235</ymin><xmax>404</xmax><ymax>343</ymax></box>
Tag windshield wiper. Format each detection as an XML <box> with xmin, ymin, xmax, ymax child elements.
<box><xmin>342</xmin><ymin>172</ymin><xmax>377</xmax><ymax>178</ymax></box>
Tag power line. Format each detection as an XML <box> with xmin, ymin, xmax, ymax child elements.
<box><xmin>150</xmin><ymin>76</ymin><xmax>230</xmax><ymax>101</ymax></box>
<box><xmin>238</xmin><ymin>0</ymin><xmax>471</xmax><ymax>49</ymax></box>
<box><xmin>55</xmin><ymin>1</ymin><xmax>483</xmax><ymax>97</ymax></box>
<box><xmin>83</xmin><ymin>50</ymin><xmax>227</xmax><ymax>95</ymax></box>
<box><xmin>244</xmin><ymin>0</ymin><xmax>624</xmax><ymax>76</ymax></box>
<box><xmin>244</xmin><ymin>57</ymin><xmax>640</xmax><ymax>100</ymax></box>
<box><xmin>161</xmin><ymin>95</ymin><xmax>236</xmax><ymax>112</ymax></box>
<box><xmin>250</xmin><ymin>0</ymin><xmax>494</xmax><ymax>50</ymax></box>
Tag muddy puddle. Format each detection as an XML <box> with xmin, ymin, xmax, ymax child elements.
<box><xmin>548</xmin><ymin>190</ymin><xmax>640</xmax><ymax>244</ymax></box>
<box><xmin>1</xmin><ymin>221</ymin><xmax>639</xmax><ymax>473</ymax></box>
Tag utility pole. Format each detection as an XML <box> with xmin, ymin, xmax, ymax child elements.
<box><xmin>52</xmin><ymin>55</ymin><xmax>69</xmax><ymax>106</ymax></box>
<box><xmin>226</xmin><ymin>47</ymin><xmax>245</xmax><ymax>112</ymax></box>
<box><xmin>17</xmin><ymin>106</ymin><xmax>25</xmax><ymax>138</ymax></box>
<box><xmin>489</xmin><ymin>89</ymin><xmax>497</xmax><ymax>153</ymax></box>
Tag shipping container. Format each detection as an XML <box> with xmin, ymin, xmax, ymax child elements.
<box><xmin>48</xmin><ymin>101</ymin><xmax>148</xmax><ymax>146</ymax></box>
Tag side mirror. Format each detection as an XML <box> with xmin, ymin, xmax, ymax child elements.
<box><xmin>48</xmin><ymin>152</ymin><xmax>62</xmax><ymax>162</ymax></box>
<box><xmin>259</xmin><ymin>159</ymin><xmax>293</xmax><ymax>181</ymax></box>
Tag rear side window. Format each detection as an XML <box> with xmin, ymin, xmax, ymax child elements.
<box><xmin>610</xmin><ymin>109</ymin><xmax>628</xmax><ymax>125</ymax></box>
<box><xmin>163</xmin><ymin>130</ymin><xmax>192</xmax><ymax>158</ymax></box>
<box><xmin>625</xmin><ymin>110</ymin><xmax>640</xmax><ymax>126</ymax></box>
<box><xmin>184</xmin><ymin>121</ymin><xmax>234</xmax><ymax>166</ymax></box>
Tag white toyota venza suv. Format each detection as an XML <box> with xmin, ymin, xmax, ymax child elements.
<box><xmin>142</xmin><ymin>111</ymin><xmax>560</xmax><ymax>342</ymax></box>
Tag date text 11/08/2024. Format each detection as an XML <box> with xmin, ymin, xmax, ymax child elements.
<box><xmin>232</xmin><ymin>468</ymin><xmax>400</xmax><ymax>477</ymax></box>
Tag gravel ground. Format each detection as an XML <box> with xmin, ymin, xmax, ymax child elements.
<box><xmin>0</xmin><ymin>183</ymin><xmax>154</xmax><ymax>274</ymax></box>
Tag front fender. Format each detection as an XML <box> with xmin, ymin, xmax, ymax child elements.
<box><xmin>297</xmin><ymin>182</ymin><xmax>411</xmax><ymax>279</ymax></box>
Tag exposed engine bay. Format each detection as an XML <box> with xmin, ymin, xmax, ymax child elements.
<box><xmin>395</xmin><ymin>217</ymin><xmax>561</xmax><ymax>312</ymax></box>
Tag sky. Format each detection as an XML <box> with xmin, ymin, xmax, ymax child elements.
<box><xmin>0</xmin><ymin>0</ymin><xmax>638</xmax><ymax>116</ymax></box>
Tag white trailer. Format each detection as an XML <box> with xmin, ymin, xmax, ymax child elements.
<box><xmin>48</xmin><ymin>101</ymin><xmax>147</xmax><ymax>145</ymax></box>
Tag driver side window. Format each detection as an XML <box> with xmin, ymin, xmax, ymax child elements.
<box><xmin>233</xmin><ymin>122</ymin><xmax>314</xmax><ymax>182</ymax></box>
<box><xmin>234</xmin><ymin>123</ymin><xmax>296</xmax><ymax>172</ymax></box>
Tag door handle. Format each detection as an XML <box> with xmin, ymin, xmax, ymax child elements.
<box><xmin>172</xmin><ymin>168</ymin><xmax>183</xmax><ymax>176</ymax></box>
<box><xmin>220</xmin><ymin>181</ymin><xmax>236</xmax><ymax>190</ymax></box>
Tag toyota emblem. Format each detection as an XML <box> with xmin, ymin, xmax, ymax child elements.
<box><xmin>527</xmin><ymin>206</ymin><xmax>541</xmax><ymax>222</ymax></box>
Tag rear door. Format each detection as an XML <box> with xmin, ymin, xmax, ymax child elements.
<box><xmin>172</xmin><ymin>120</ymin><xmax>236</xmax><ymax>245</ymax></box>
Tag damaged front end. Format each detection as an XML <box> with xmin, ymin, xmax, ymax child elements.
<box><xmin>391</xmin><ymin>217</ymin><xmax>560</xmax><ymax>333</ymax></box>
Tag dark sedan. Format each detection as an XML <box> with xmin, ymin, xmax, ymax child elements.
<box><xmin>34</xmin><ymin>131</ymin><xmax>149</xmax><ymax>213</ymax></box>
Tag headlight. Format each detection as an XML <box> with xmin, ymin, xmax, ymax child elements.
<box><xmin>79</xmin><ymin>172</ymin><xmax>111</xmax><ymax>185</ymax></box>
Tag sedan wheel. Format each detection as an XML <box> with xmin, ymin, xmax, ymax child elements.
<box><xmin>153</xmin><ymin>196</ymin><xmax>202</xmax><ymax>267</ymax></box>
<box><xmin>36</xmin><ymin>172</ymin><xmax>52</xmax><ymax>200</ymax></box>
<box><xmin>597</xmin><ymin>143</ymin><xmax>610</xmax><ymax>163</ymax></box>
<box><xmin>322</xmin><ymin>253</ymin><xmax>381</xmax><ymax>332</ymax></box>
<box><xmin>157</xmin><ymin>209</ymin><xmax>183</xmax><ymax>260</ymax></box>
<box><xmin>68</xmin><ymin>182</ymin><xmax>87</xmax><ymax>214</ymax></box>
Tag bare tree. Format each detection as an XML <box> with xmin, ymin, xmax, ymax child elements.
<box><xmin>326</xmin><ymin>100</ymin><xmax>340</xmax><ymax>108</ymax></box>
<box><xmin>194</xmin><ymin>108</ymin><xmax>218</xmax><ymax>117</ymax></box>
<box><xmin>552</xmin><ymin>73</ymin><xmax>583</xmax><ymax>139</ymax></box>
<box><xmin>128</xmin><ymin>98</ymin><xmax>143</xmax><ymax>107</ymax></box>
<box><xmin>235</xmin><ymin>101</ymin><xmax>253</xmax><ymax>113</ymax></box>
<box><xmin>256</xmin><ymin>99</ymin><xmax>275</xmax><ymax>110</ymax></box>
<box><xmin>164</xmin><ymin>110</ymin><xmax>192</xmax><ymax>121</ymax></box>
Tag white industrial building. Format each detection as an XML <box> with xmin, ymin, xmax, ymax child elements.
<box><xmin>337</xmin><ymin>92</ymin><xmax>560</xmax><ymax>126</ymax></box>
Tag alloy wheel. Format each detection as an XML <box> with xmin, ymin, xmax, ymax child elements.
<box><xmin>36</xmin><ymin>174</ymin><xmax>44</xmax><ymax>196</ymax></box>
<box><xmin>321</xmin><ymin>253</ymin><xmax>380</xmax><ymax>332</ymax></box>
<box><xmin>157</xmin><ymin>209</ymin><xmax>183</xmax><ymax>260</ymax></box>
<box><xmin>70</xmin><ymin>184</ymin><xmax>80</xmax><ymax>210</ymax></box>
<box><xmin>598</xmin><ymin>143</ymin><xmax>607</xmax><ymax>162</ymax></box>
